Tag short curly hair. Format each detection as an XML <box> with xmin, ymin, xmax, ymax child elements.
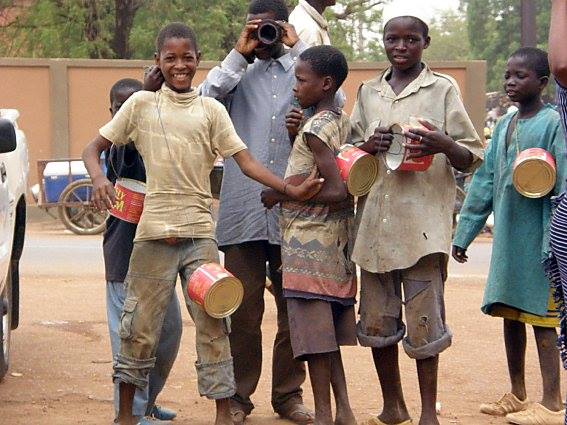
<box><xmin>299</xmin><ymin>45</ymin><xmax>349</xmax><ymax>89</ymax></box>
<box><xmin>248</xmin><ymin>0</ymin><xmax>289</xmax><ymax>21</ymax></box>
<box><xmin>510</xmin><ymin>47</ymin><xmax>550</xmax><ymax>79</ymax></box>
<box><xmin>155</xmin><ymin>22</ymin><xmax>198</xmax><ymax>53</ymax></box>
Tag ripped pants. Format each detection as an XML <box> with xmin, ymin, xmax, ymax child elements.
<box><xmin>113</xmin><ymin>238</ymin><xmax>235</xmax><ymax>400</ymax></box>
<box><xmin>357</xmin><ymin>253</ymin><xmax>452</xmax><ymax>359</ymax></box>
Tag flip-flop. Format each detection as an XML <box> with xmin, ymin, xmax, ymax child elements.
<box><xmin>363</xmin><ymin>418</ymin><xmax>412</xmax><ymax>425</ymax></box>
<box><xmin>277</xmin><ymin>403</ymin><xmax>315</xmax><ymax>424</ymax></box>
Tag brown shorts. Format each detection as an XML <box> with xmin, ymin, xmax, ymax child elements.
<box><xmin>357</xmin><ymin>253</ymin><xmax>452</xmax><ymax>359</ymax></box>
<box><xmin>287</xmin><ymin>298</ymin><xmax>357</xmax><ymax>360</ymax></box>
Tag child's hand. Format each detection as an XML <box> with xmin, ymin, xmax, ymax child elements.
<box><xmin>261</xmin><ymin>189</ymin><xmax>280</xmax><ymax>209</ymax></box>
<box><xmin>143</xmin><ymin>66</ymin><xmax>164</xmax><ymax>92</ymax></box>
<box><xmin>278</xmin><ymin>21</ymin><xmax>300</xmax><ymax>48</ymax></box>
<box><xmin>286</xmin><ymin>169</ymin><xmax>324</xmax><ymax>201</ymax></box>
<box><xmin>286</xmin><ymin>108</ymin><xmax>303</xmax><ymax>139</ymax></box>
<box><xmin>360</xmin><ymin>127</ymin><xmax>393</xmax><ymax>155</ymax></box>
<box><xmin>452</xmin><ymin>245</ymin><xmax>468</xmax><ymax>263</ymax></box>
<box><xmin>404</xmin><ymin>119</ymin><xmax>455</xmax><ymax>158</ymax></box>
<box><xmin>235</xmin><ymin>19</ymin><xmax>261</xmax><ymax>59</ymax></box>
<box><xmin>92</xmin><ymin>175</ymin><xmax>115</xmax><ymax>211</ymax></box>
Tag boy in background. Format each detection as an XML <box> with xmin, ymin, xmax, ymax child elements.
<box><xmin>104</xmin><ymin>78</ymin><xmax>181</xmax><ymax>425</ymax></box>
<box><xmin>350</xmin><ymin>13</ymin><xmax>483</xmax><ymax>425</ymax></box>
<box><xmin>454</xmin><ymin>48</ymin><xmax>565</xmax><ymax>425</ymax></box>
<box><xmin>289</xmin><ymin>0</ymin><xmax>334</xmax><ymax>47</ymax></box>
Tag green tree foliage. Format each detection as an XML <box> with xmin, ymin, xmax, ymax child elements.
<box><xmin>424</xmin><ymin>9</ymin><xmax>470</xmax><ymax>62</ymax></box>
<box><xmin>462</xmin><ymin>0</ymin><xmax>550</xmax><ymax>91</ymax></box>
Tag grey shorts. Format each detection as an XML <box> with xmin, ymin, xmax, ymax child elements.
<box><xmin>357</xmin><ymin>253</ymin><xmax>452</xmax><ymax>359</ymax></box>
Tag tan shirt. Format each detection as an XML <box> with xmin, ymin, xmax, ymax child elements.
<box><xmin>350</xmin><ymin>65</ymin><xmax>484</xmax><ymax>273</ymax></box>
<box><xmin>289</xmin><ymin>0</ymin><xmax>331</xmax><ymax>47</ymax></box>
<box><xmin>100</xmin><ymin>84</ymin><xmax>247</xmax><ymax>242</ymax></box>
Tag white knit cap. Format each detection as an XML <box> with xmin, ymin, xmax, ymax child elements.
<box><xmin>381</xmin><ymin>1</ymin><xmax>431</xmax><ymax>29</ymax></box>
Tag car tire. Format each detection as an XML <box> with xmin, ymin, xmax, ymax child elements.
<box><xmin>0</xmin><ymin>265</ymin><xmax>13</xmax><ymax>381</ymax></box>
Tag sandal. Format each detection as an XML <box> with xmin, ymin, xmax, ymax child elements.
<box><xmin>277</xmin><ymin>403</ymin><xmax>315</xmax><ymax>424</ymax></box>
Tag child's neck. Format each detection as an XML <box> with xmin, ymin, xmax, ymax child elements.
<box><xmin>517</xmin><ymin>96</ymin><xmax>543</xmax><ymax>119</ymax></box>
<box><xmin>388</xmin><ymin>62</ymin><xmax>423</xmax><ymax>95</ymax></box>
<box><xmin>314</xmin><ymin>93</ymin><xmax>338</xmax><ymax>114</ymax></box>
<box><xmin>165</xmin><ymin>82</ymin><xmax>194</xmax><ymax>94</ymax></box>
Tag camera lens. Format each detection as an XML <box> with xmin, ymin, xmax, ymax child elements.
<box><xmin>258</xmin><ymin>21</ymin><xmax>281</xmax><ymax>46</ymax></box>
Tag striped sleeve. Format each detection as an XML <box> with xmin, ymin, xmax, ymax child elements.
<box><xmin>558</xmin><ymin>82</ymin><xmax>567</xmax><ymax>142</ymax></box>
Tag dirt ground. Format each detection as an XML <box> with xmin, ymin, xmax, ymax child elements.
<box><xmin>0</xmin><ymin>222</ymin><xmax>565</xmax><ymax>425</ymax></box>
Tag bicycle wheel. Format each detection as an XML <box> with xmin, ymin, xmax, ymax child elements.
<box><xmin>57</xmin><ymin>178</ymin><xmax>107</xmax><ymax>235</ymax></box>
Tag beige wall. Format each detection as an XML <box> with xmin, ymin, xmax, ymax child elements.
<box><xmin>0</xmin><ymin>58</ymin><xmax>486</xmax><ymax>196</ymax></box>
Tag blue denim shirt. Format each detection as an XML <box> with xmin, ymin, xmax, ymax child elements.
<box><xmin>200</xmin><ymin>42</ymin><xmax>308</xmax><ymax>247</ymax></box>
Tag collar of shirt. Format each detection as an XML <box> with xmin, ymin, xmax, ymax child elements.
<box><xmin>160</xmin><ymin>83</ymin><xmax>199</xmax><ymax>105</ymax></box>
<box><xmin>363</xmin><ymin>63</ymin><xmax>437</xmax><ymax>101</ymax></box>
<box><xmin>299</xmin><ymin>0</ymin><xmax>329</xmax><ymax>30</ymax></box>
<box><xmin>258</xmin><ymin>51</ymin><xmax>296</xmax><ymax>73</ymax></box>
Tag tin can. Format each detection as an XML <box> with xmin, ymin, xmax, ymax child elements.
<box><xmin>385</xmin><ymin>123</ymin><xmax>433</xmax><ymax>172</ymax></box>
<box><xmin>188</xmin><ymin>263</ymin><xmax>244</xmax><ymax>319</ymax></box>
<box><xmin>335</xmin><ymin>144</ymin><xmax>378</xmax><ymax>196</ymax></box>
<box><xmin>513</xmin><ymin>148</ymin><xmax>556</xmax><ymax>198</ymax></box>
<box><xmin>110</xmin><ymin>178</ymin><xmax>146</xmax><ymax>223</ymax></box>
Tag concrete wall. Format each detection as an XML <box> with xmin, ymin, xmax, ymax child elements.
<box><xmin>0</xmin><ymin>58</ymin><xmax>486</xmax><ymax>194</ymax></box>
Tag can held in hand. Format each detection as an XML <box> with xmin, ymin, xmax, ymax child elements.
<box><xmin>110</xmin><ymin>178</ymin><xmax>146</xmax><ymax>224</ymax></box>
<box><xmin>513</xmin><ymin>148</ymin><xmax>556</xmax><ymax>198</ymax></box>
<box><xmin>385</xmin><ymin>123</ymin><xmax>433</xmax><ymax>172</ymax></box>
<box><xmin>335</xmin><ymin>144</ymin><xmax>378</xmax><ymax>196</ymax></box>
<box><xmin>188</xmin><ymin>263</ymin><xmax>244</xmax><ymax>319</ymax></box>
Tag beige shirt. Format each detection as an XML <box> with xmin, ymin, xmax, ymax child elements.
<box><xmin>289</xmin><ymin>0</ymin><xmax>331</xmax><ymax>47</ymax></box>
<box><xmin>100</xmin><ymin>84</ymin><xmax>247</xmax><ymax>242</ymax></box>
<box><xmin>350</xmin><ymin>65</ymin><xmax>484</xmax><ymax>273</ymax></box>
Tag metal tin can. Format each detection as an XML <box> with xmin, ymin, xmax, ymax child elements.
<box><xmin>513</xmin><ymin>148</ymin><xmax>556</xmax><ymax>198</ymax></box>
<box><xmin>110</xmin><ymin>178</ymin><xmax>146</xmax><ymax>223</ymax></box>
<box><xmin>386</xmin><ymin>123</ymin><xmax>433</xmax><ymax>172</ymax></box>
<box><xmin>188</xmin><ymin>263</ymin><xmax>244</xmax><ymax>319</ymax></box>
<box><xmin>335</xmin><ymin>144</ymin><xmax>378</xmax><ymax>196</ymax></box>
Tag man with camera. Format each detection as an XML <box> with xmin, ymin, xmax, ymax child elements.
<box><xmin>199</xmin><ymin>1</ymin><xmax>313</xmax><ymax>424</ymax></box>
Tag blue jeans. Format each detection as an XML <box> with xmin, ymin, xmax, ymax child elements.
<box><xmin>107</xmin><ymin>280</ymin><xmax>182</xmax><ymax>417</ymax></box>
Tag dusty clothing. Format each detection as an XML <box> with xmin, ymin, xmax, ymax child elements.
<box><xmin>350</xmin><ymin>64</ymin><xmax>484</xmax><ymax>273</ymax></box>
<box><xmin>113</xmin><ymin>238</ymin><xmax>235</xmax><ymax>399</ymax></box>
<box><xmin>223</xmin><ymin>241</ymin><xmax>305</xmax><ymax>414</ymax></box>
<box><xmin>287</xmin><ymin>298</ymin><xmax>356</xmax><ymax>359</ymax></box>
<box><xmin>99</xmin><ymin>84</ymin><xmax>246</xmax><ymax>242</ymax></box>
<box><xmin>289</xmin><ymin>0</ymin><xmax>331</xmax><ymax>47</ymax></box>
<box><xmin>357</xmin><ymin>253</ymin><xmax>452</xmax><ymax>359</ymax></box>
<box><xmin>282</xmin><ymin>110</ymin><xmax>356</xmax><ymax>302</ymax></box>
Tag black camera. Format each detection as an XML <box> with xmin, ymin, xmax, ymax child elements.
<box><xmin>257</xmin><ymin>19</ymin><xmax>282</xmax><ymax>46</ymax></box>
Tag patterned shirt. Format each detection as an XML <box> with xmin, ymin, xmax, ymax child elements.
<box><xmin>200</xmin><ymin>42</ymin><xmax>308</xmax><ymax>247</ymax></box>
<box><xmin>282</xmin><ymin>110</ymin><xmax>356</xmax><ymax>301</ymax></box>
<box><xmin>99</xmin><ymin>84</ymin><xmax>247</xmax><ymax>242</ymax></box>
<box><xmin>350</xmin><ymin>65</ymin><xmax>484</xmax><ymax>273</ymax></box>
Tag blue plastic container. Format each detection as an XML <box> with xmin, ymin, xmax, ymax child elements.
<box><xmin>43</xmin><ymin>161</ymin><xmax>89</xmax><ymax>203</ymax></box>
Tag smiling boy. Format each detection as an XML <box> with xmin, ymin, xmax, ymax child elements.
<box><xmin>82</xmin><ymin>22</ymin><xmax>322</xmax><ymax>425</ymax></box>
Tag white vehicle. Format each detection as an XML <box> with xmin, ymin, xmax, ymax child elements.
<box><xmin>0</xmin><ymin>110</ymin><xmax>29</xmax><ymax>380</ymax></box>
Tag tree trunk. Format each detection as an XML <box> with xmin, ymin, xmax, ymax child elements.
<box><xmin>111</xmin><ymin>0</ymin><xmax>144</xmax><ymax>59</ymax></box>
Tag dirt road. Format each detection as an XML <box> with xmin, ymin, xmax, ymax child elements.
<box><xmin>0</xmin><ymin>219</ymin><xmax>565</xmax><ymax>424</ymax></box>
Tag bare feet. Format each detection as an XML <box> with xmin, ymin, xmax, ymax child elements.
<box><xmin>378</xmin><ymin>408</ymin><xmax>411</xmax><ymax>425</ymax></box>
<box><xmin>215</xmin><ymin>398</ymin><xmax>233</xmax><ymax>425</ymax></box>
<box><xmin>418</xmin><ymin>413</ymin><xmax>440</xmax><ymax>425</ymax></box>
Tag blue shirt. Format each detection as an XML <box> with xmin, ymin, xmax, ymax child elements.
<box><xmin>200</xmin><ymin>42</ymin><xmax>308</xmax><ymax>247</ymax></box>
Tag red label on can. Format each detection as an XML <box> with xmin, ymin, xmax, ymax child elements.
<box><xmin>335</xmin><ymin>145</ymin><xmax>369</xmax><ymax>182</ymax></box>
<box><xmin>188</xmin><ymin>263</ymin><xmax>234</xmax><ymax>306</ymax></box>
<box><xmin>110</xmin><ymin>180</ymin><xmax>145</xmax><ymax>224</ymax></box>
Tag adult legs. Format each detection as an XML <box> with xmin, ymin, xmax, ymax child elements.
<box><xmin>267</xmin><ymin>243</ymin><xmax>308</xmax><ymax>414</ymax></box>
<box><xmin>223</xmin><ymin>241</ymin><xmax>268</xmax><ymax>415</ymax></box>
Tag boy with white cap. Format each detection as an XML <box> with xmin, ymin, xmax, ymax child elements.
<box><xmin>350</xmin><ymin>7</ymin><xmax>483</xmax><ymax>425</ymax></box>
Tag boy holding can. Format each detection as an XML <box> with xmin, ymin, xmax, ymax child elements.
<box><xmin>453</xmin><ymin>48</ymin><xmax>566</xmax><ymax>424</ymax></box>
<box><xmin>350</xmin><ymin>11</ymin><xmax>483</xmax><ymax>425</ymax></box>
<box><xmin>82</xmin><ymin>22</ymin><xmax>322</xmax><ymax>425</ymax></box>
